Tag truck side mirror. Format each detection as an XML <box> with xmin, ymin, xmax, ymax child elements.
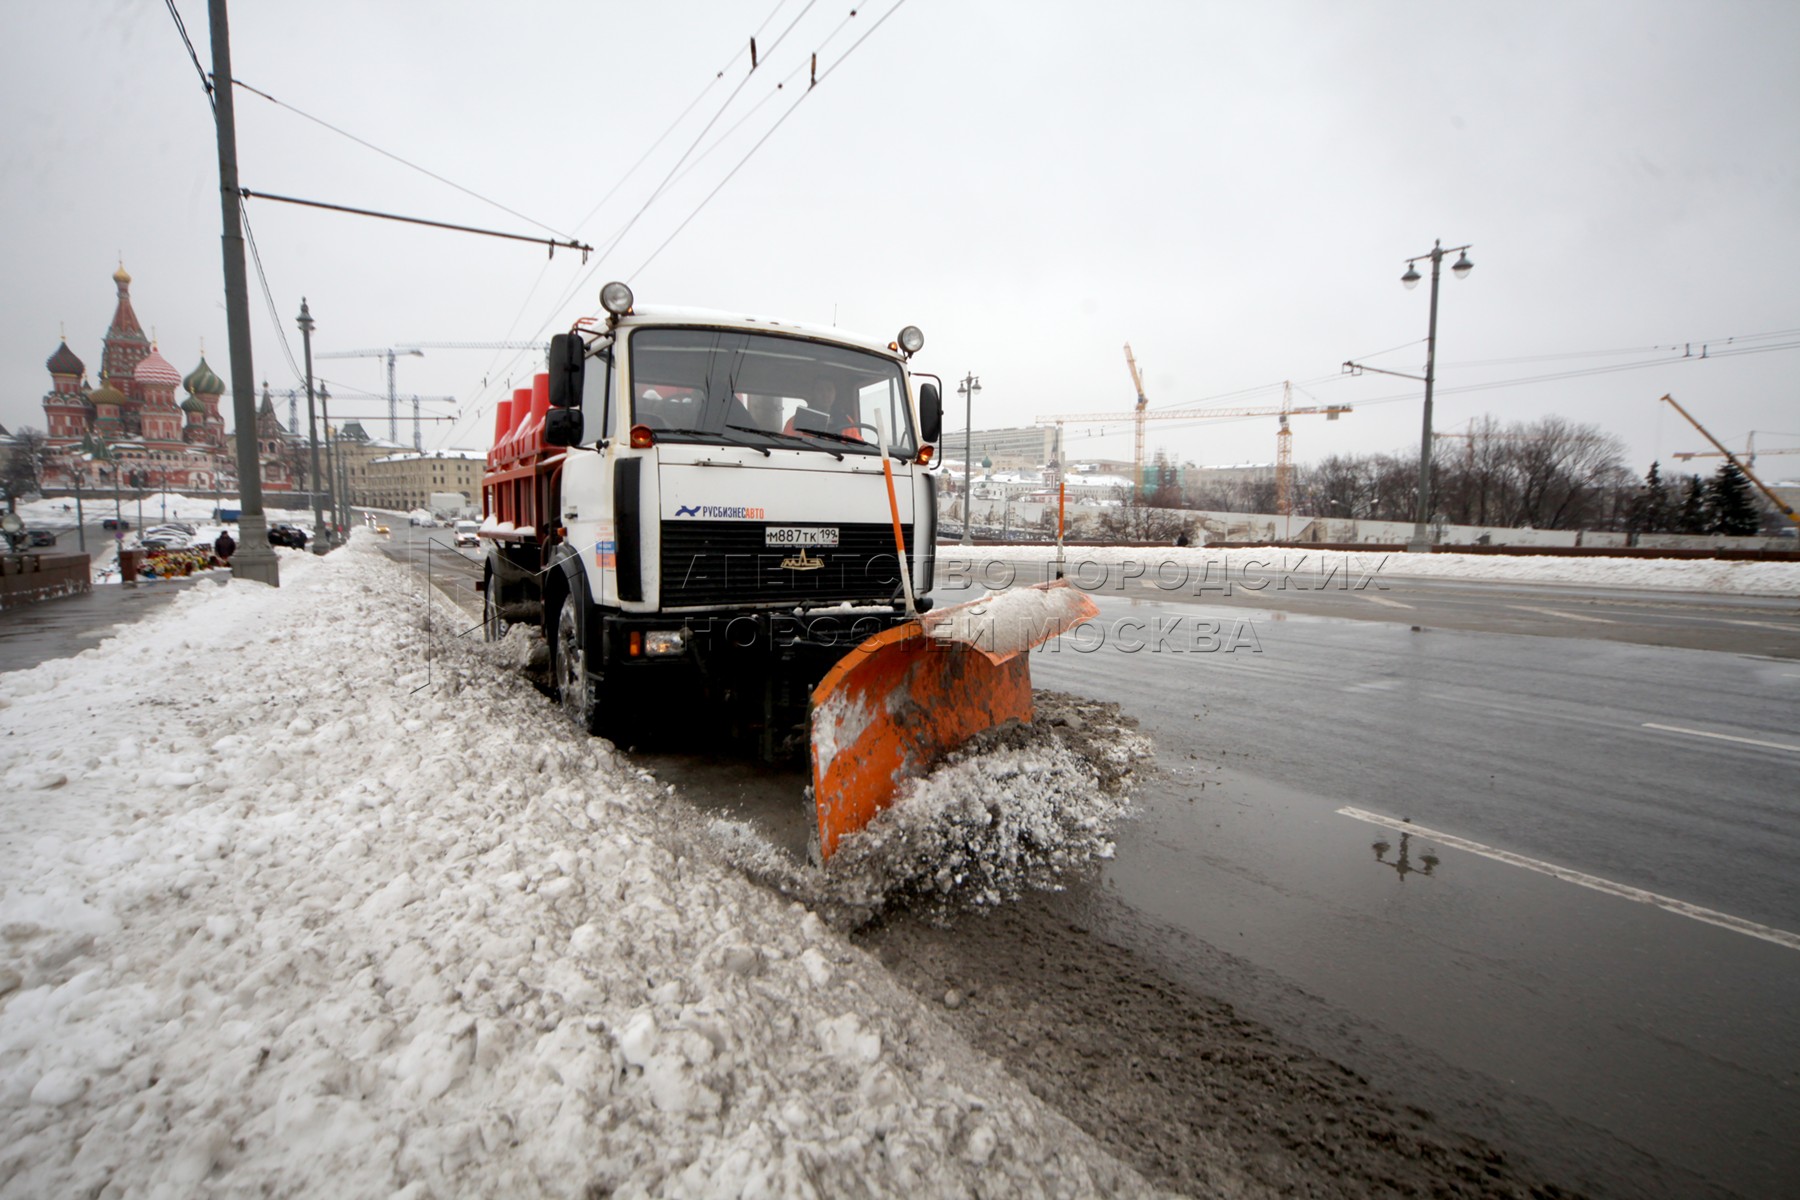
<box><xmin>544</xmin><ymin>406</ymin><xmax>584</xmax><ymax>447</ymax></box>
<box><xmin>918</xmin><ymin>382</ymin><xmax>942</xmax><ymax>443</ymax></box>
<box><xmin>548</xmin><ymin>333</ymin><xmax>584</xmax><ymax>409</ymax></box>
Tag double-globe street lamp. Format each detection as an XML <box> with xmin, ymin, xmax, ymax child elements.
<box><xmin>1400</xmin><ymin>240</ymin><xmax>1473</xmax><ymax>552</ymax></box>
<box><xmin>1344</xmin><ymin>239</ymin><xmax>1473</xmax><ymax>552</ymax></box>
<box><xmin>958</xmin><ymin>372</ymin><xmax>981</xmax><ymax>545</ymax></box>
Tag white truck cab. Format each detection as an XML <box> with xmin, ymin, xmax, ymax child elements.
<box><xmin>483</xmin><ymin>283</ymin><xmax>943</xmax><ymax>751</ymax></box>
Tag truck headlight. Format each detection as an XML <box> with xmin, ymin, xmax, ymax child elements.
<box><xmin>644</xmin><ymin>630</ymin><xmax>687</xmax><ymax>657</ymax></box>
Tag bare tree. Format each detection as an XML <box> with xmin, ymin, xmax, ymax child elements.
<box><xmin>1292</xmin><ymin>416</ymin><xmax>1628</xmax><ymax>530</ymax></box>
<box><xmin>1095</xmin><ymin>486</ymin><xmax>1192</xmax><ymax>542</ymax></box>
<box><xmin>2</xmin><ymin>427</ymin><xmax>50</xmax><ymax>510</ymax></box>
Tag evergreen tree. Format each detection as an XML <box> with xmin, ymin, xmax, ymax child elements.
<box><xmin>1703</xmin><ymin>462</ymin><xmax>1759</xmax><ymax>536</ymax></box>
<box><xmin>1677</xmin><ymin>475</ymin><xmax>1707</xmax><ymax>533</ymax></box>
<box><xmin>1628</xmin><ymin>460</ymin><xmax>1672</xmax><ymax>533</ymax></box>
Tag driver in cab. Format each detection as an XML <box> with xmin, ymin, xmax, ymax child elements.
<box><xmin>783</xmin><ymin>378</ymin><xmax>863</xmax><ymax>442</ymax></box>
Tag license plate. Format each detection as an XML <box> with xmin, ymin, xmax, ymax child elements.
<box><xmin>765</xmin><ymin>526</ymin><xmax>839</xmax><ymax>548</ymax></box>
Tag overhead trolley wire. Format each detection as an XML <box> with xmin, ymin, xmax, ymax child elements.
<box><xmin>441</xmin><ymin>1</ymin><xmax>821</xmax><ymax>446</ymax></box>
<box><xmin>162</xmin><ymin>0</ymin><xmax>213</xmax><ymax>103</ymax></box>
<box><xmin>630</xmin><ymin>0</ymin><xmax>914</xmax><ymax>280</ymax></box>
<box><xmin>231</xmin><ymin>78</ymin><xmax>576</xmax><ymax>243</ymax></box>
<box><xmin>568</xmin><ymin>0</ymin><xmax>803</xmax><ymax>238</ymax></box>
<box><xmin>441</xmin><ymin>0</ymin><xmax>913</xmax><ymax>449</ymax></box>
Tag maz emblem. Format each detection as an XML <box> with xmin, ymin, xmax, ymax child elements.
<box><xmin>778</xmin><ymin>549</ymin><xmax>825</xmax><ymax>572</ymax></box>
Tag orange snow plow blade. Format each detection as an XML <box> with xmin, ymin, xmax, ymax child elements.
<box><xmin>809</xmin><ymin>580</ymin><xmax>1099</xmax><ymax>860</ymax></box>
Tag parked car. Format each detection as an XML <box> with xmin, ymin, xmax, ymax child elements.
<box><xmin>26</xmin><ymin>530</ymin><xmax>56</xmax><ymax>547</ymax></box>
<box><xmin>268</xmin><ymin>523</ymin><xmax>309</xmax><ymax>548</ymax></box>
<box><xmin>102</xmin><ymin>517</ymin><xmax>131</xmax><ymax>531</ymax></box>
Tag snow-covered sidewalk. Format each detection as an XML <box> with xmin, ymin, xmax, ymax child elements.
<box><xmin>0</xmin><ymin>535</ymin><xmax>1165</xmax><ymax>1198</ymax></box>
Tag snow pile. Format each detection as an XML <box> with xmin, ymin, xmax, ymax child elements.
<box><xmin>923</xmin><ymin>583</ymin><xmax>1099</xmax><ymax>659</ymax></box>
<box><xmin>944</xmin><ymin>544</ymin><xmax>1800</xmax><ymax>596</ymax></box>
<box><xmin>709</xmin><ymin>695</ymin><xmax>1152</xmax><ymax>927</ymax></box>
<box><xmin>0</xmin><ymin>535</ymin><xmax>1166</xmax><ymax>1198</ymax></box>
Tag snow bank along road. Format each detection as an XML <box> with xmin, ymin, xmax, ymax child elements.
<box><xmin>0</xmin><ymin>536</ymin><xmax>1171</xmax><ymax>1198</ymax></box>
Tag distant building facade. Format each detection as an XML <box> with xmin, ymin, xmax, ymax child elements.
<box><xmin>939</xmin><ymin>425</ymin><xmax>1063</xmax><ymax>471</ymax></box>
<box><xmin>359</xmin><ymin>448</ymin><xmax>485</xmax><ymax>511</ymax></box>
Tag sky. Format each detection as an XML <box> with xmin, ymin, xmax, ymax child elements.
<box><xmin>4</xmin><ymin>0</ymin><xmax>1798</xmax><ymax>481</ymax></box>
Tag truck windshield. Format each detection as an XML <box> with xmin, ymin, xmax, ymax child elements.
<box><xmin>627</xmin><ymin>328</ymin><xmax>917</xmax><ymax>458</ymax></box>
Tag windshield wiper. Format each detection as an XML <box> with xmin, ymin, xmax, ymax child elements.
<box><xmin>804</xmin><ymin>428</ymin><xmax>879</xmax><ymax>449</ymax></box>
<box><xmin>732</xmin><ymin>425</ymin><xmax>843</xmax><ymax>460</ymax></box>
<box><xmin>662</xmin><ymin>426</ymin><xmax>771</xmax><ymax>456</ymax></box>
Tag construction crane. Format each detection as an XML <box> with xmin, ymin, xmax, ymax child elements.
<box><xmin>1038</xmin><ymin>381</ymin><xmax>1351</xmax><ymax>516</ymax></box>
<box><xmin>1671</xmin><ymin>430</ymin><xmax>1800</xmax><ymax>470</ymax></box>
<box><xmin>317</xmin><ymin>341</ymin><xmax>540</xmax><ymax>447</ymax></box>
<box><xmin>1122</xmin><ymin>343</ymin><xmax>1150</xmax><ymax>489</ymax></box>
<box><xmin>1660</xmin><ymin>395</ymin><xmax>1800</xmax><ymax>528</ymax></box>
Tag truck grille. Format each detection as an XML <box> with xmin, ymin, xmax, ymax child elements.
<box><xmin>659</xmin><ymin>520</ymin><xmax>908</xmax><ymax>608</ymax></box>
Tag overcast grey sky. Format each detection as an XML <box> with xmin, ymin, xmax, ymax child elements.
<box><xmin>4</xmin><ymin>1</ymin><xmax>1797</xmax><ymax>478</ymax></box>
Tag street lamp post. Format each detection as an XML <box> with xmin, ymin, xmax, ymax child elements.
<box><xmin>957</xmin><ymin>372</ymin><xmax>980</xmax><ymax>545</ymax></box>
<box><xmin>319</xmin><ymin>383</ymin><xmax>339</xmax><ymax>544</ymax></box>
<box><xmin>1346</xmin><ymin>241</ymin><xmax>1475</xmax><ymax>553</ymax></box>
<box><xmin>297</xmin><ymin>299</ymin><xmax>328</xmax><ymax>554</ymax></box>
<box><xmin>1399</xmin><ymin>240</ymin><xmax>1473</xmax><ymax>553</ymax></box>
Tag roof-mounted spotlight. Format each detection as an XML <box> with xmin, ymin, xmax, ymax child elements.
<box><xmin>895</xmin><ymin>325</ymin><xmax>924</xmax><ymax>358</ymax></box>
<box><xmin>599</xmin><ymin>281</ymin><xmax>635</xmax><ymax>317</ymax></box>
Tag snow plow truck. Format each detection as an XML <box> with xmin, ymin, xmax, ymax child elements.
<box><xmin>478</xmin><ymin>282</ymin><xmax>1094</xmax><ymax>860</ymax></box>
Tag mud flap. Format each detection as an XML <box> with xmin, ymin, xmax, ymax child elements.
<box><xmin>809</xmin><ymin>580</ymin><xmax>1099</xmax><ymax>860</ymax></box>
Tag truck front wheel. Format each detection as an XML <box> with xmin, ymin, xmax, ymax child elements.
<box><xmin>554</xmin><ymin>596</ymin><xmax>606</xmax><ymax>736</ymax></box>
<box><xmin>482</xmin><ymin>563</ymin><xmax>506</xmax><ymax>642</ymax></box>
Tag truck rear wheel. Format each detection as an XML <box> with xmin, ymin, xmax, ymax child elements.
<box><xmin>554</xmin><ymin>596</ymin><xmax>606</xmax><ymax>736</ymax></box>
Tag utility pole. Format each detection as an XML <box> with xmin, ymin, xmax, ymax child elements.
<box><xmin>298</xmin><ymin>299</ymin><xmax>327</xmax><ymax>554</ymax></box>
<box><xmin>208</xmin><ymin>0</ymin><xmax>278</xmax><ymax>585</ymax></box>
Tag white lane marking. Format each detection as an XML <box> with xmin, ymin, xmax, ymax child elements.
<box><xmin>1361</xmin><ymin>595</ymin><xmax>1415</xmax><ymax>610</ymax></box>
<box><xmin>1507</xmin><ymin>604</ymin><xmax>1614</xmax><ymax>624</ymax></box>
<box><xmin>1336</xmin><ymin>806</ymin><xmax>1800</xmax><ymax>952</ymax></box>
<box><xmin>1722</xmin><ymin>619</ymin><xmax>1800</xmax><ymax>631</ymax></box>
<box><xmin>1641</xmin><ymin>723</ymin><xmax>1800</xmax><ymax>754</ymax></box>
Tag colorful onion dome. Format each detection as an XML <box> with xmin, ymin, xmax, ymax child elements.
<box><xmin>181</xmin><ymin>395</ymin><xmax>205</xmax><ymax>414</ymax></box>
<box><xmin>46</xmin><ymin>339</ymin><xmax>85</xmax><ymax>376</ymax></box>
<box><xmin>113</xmin><ymin>264</ymin><xmax>131</xmax><ymax>285</ymax></box>
<box><xmin>89</xmin><ymin>382</ymin><xmax>127</xmax><ymax>408</ymax></box>
<box><xmin>183</xmin><ymin>356</ymin><xmax>225</xmax><ymax>396</ymax></box>
<box><xmin>133</xmin><ymin>347</ymin><xmax>182</xmax><ymax>388</ymax></box>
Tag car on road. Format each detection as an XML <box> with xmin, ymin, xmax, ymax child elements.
<box><xmin>268</xmin><ymin>523</ymin><xmax>309</xmax><ymax>549</ymax></box>
<box><xmin>26</xmin><ymin>530</ymin><xmax>56</xmax><ymax>547</ymax></box>
<box><xmin>102</xmin><ymin>517</ymin><xmax>131</xmax><ymax>531</ymax></box>
<box><xmin>142</xmin><ymin>524</ymin><xmax>196</xmax><ymax>549</ymax></box>
<box><xmin>453</xmin><ymin>520</ymin><xmax>480</xmax><ymax>549</ymax></box>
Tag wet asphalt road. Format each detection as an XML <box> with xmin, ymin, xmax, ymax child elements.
<box><xmin>369</xmin><ymin>530</ymin><xmax>1800</xmax><ymax>1197</ymax></box>
<box><xmin>937</xmin><ymin>561</ymin><xmax>1800</xmax><ymax>1200</ymax></box>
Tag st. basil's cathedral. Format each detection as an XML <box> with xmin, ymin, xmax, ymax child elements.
<box><xmin>40</xmin><ymin>265</ymin><xmax>297</xmax><ymax>494</ymax></box>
